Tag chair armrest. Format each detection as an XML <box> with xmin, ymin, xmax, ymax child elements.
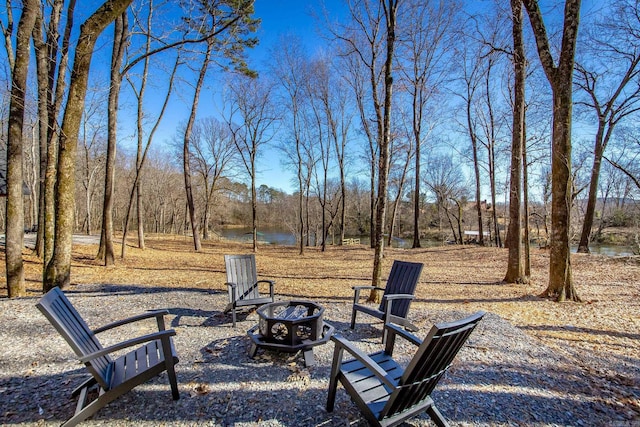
<box><xmin>93</xmin><ymin>310</ymin><xmax>169</xmax><ymax>334</ymax></box>
<box><xmin>330</xmin><ymin>334</ymin><xmax>396</xmax><ymax>389</ymax></box>
<box><xmin>351</xmin><ymin>286</ymin><xmax>382</xmax><ymax>291</ymax></box>
<box><xmin>257</xmin><ymin>279</ymin><xmax>275</xmax><ymax>299</ymax></box>
<box><xmin>383</xmin><ymin>323</ymin><xmax>422</xmax><ymax>354</ymax></box>
<box><xmin>382</xmin><ymin>294</ymin><xmax>415</xmax><ymax>301</ymax></box>
<box><xmin>352</xmin><ymin>286</ymin><xmax>384</xmax><ymax>304</ymax></box>
<box><xmin>79</xmin><ymin>329</ymin><xmax>176</xmax><ymax>363</ymax></box>
<box><xmin>381</xmin><ymin>294</ymin><xmax>414</xmax><ymax>326</ymax></box>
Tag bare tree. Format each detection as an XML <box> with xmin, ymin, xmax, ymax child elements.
<box><xmin>32</xmin><ymin>0</ymin><xmax>74</xmax><ymax>264</ymax></box>
<box><xmin>97</xmin><ymin>11</ymin><xmax>127</xmax><ymax>266</ymax></box>
<box><xmin>336</xmin><ymin>0</ymin><xmax>401</xmax><ymax>294</ymax></box>
<box><xmin>4</xmin><ymin>0</ymin><xmax>38</xmax><ymax>297</ymax></box>
<box><xmin>386</xmin><ymin>118</ymin><xmax>413</xmax><ymax>246</ymax></box>
<box><xmin>480</xmin><ymin>47</ymin><xmax>505</xmax><ymax>248</ymax></box>
<box><xmin>183</xmin><ymin>41</ymin><xmax>213</xmax><ymax>252</ymax></box>
<box><xmin>455</xmin><ymin>38</ymin><xmax>487</xmax><ymax>246</ymax></box>
<box><xmin>305</xmin><ymin>54</ymin><xmax>352</xmax><ymax>250</ymax></box>
<box><xmin>398</xmin><ymin>0</ymin><xmax>459</xmax><ymax>249</ymax></box>
<box><xmin>225</xmin><ymin>75</ymin><xmax>278</xmax><ymax>252</ymax></box>
<box><xmin>121</xmin><ymin>54</ymin><xmax>180</xmax><ymax>257</ymax></box>
<box><xmin>329</xmin><ymin>68</ymin><xmax>352</xmax><ymax>247</ymax></box>
<box><xmin>189</xmin><ymin>117</ymin><xmax>237</xmax><ymax>240</ymax></box>
<box><xmin>424</xmin><ymin>154</ymin><xmax>467</xmax><ymax>243</ymax></box>
<box><xmin>575</xmin><ymin>0</ymin><xmax>640</xmax><ymax>253</ymax></box>
<box><xmin>333</xmin><ymin>0</ymin><xmax>387</xmax><ymax>252</ymax></box>
<box><xmin>522</xmin><ymin>0</ymin><xmax>581</xmax><ymax>301</ymax></box>
<box><xmin>306</xmin><ymin>58</ymin><xmax>333</xmax><ymax>251</ymax></box>
<box><xmin>270</xmin><ymin>35</ymin><xmax>312</xmax><ymax>254</ymax></box>
<box><xmin>78</xmin><ymin>87</ymin><xmax>107</xmax><ymax>235</ymax></box>
<box><xmin>180</xmin><ymin>0</ymin><xmax>258</xmax><ymax>251</ymax></box>
<box><xmin>504</xmin><ymin>0</ymin><xmax>528</xmax><ymax>283</ymax></box>
<box><xmin>44</xmin><ymin>0</ymin><xmax>135</xmax><ymax>291</ymax></box>
<box><xmin>369</xmin><ymin>0</ymin><xmax>401</xmax><ymax>289</ymax></box>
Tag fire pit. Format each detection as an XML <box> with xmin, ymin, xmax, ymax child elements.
<box><xmin>247</xmin><ymin>300</ymin><xmax>334</xmax><ymax>366</ymax></box>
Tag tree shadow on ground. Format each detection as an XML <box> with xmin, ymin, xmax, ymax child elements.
<box><xmin>2</xmin><ymin>329</ymin><xmax>629</xmax><ymax>426</ymax></box>
<box><xmin>3</xmin><ymin>288</ymin><xmax>633</xmax><ymax>425</ymax></box>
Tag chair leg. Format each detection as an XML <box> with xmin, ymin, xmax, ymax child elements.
<box><xmin>248</xmin><ymin>343</ymin><xmax>258</xmax><ymax>358</ymax></box>
<box><xmin>160</xmin><ymin>337</ymin><xmax>180</xmax><ymax>400</ymax></box>
<box><xmin>326</xmin><ymin>378</ymin><xmax>337</xmax><ymax>412</ymax></box>
<box><xmin>62</xmin><ymin>386</ymin><xmax>121</xmax><ymax>427</ymax></box>
<box><xmin>427</xmin><ymin>404</ymin><xmax>450</xmax><ymax>427</ymax></box>
<box><xmin>71</xmin><ymin>376</ymin><xmax>97</xmax><ymax>397</ymax></box>
<box><xmin>326</xmin><ymin>346</ymin><xmax>344</xmax><ymax>412</ymax></box>
<box><xmin>349</xmin><ymin>309</ymin><xmax>357</xmax><ymax>329</ymax></box>
<box><xmin>166</xmin><ymin>361</ymin><xmax>179</xmax><ymax>400</ymax></box>
<box><xmin>232</xmin><ymin>307</ymin><xmax>237</xmax><ymax>328</ymax></box>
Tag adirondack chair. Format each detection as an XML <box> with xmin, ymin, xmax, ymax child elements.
<box><xmin>224</xmin><ymin>254</ymin><xmax>275</xmax><ymax>327</ymax></box>
<box><xmin>350</xmin><ymin>260</ymin><xmax>423</xmax><ymax>342</ymax></box>
<box><xmin>36</xmin><ymin>287</ymin><xmax>179</xmax><ymax>427</ymax></box>
<box><xmin>327</xmin><ymin>311</ymin><xmax>485</xmax><ymax>427</ymax></box>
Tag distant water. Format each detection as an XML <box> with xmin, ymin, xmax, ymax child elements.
<box><xmin>571</xmin><ymin>244</ymin><xmax>636</xmax><ymax>257</ymax></box>
<box><xmin>219</xmin><ymin>228</ymin><xmax>296</xmax><ymax>246</ymax></box>
<box><xmin>218</xmin><ymin>228</ymin><xmax>636</xmax><ymax>257</ymax></box>
<box><xmin>218</xmin><ymin>228</ymin><xmax>440</xmax><ymax>249</ymax></box>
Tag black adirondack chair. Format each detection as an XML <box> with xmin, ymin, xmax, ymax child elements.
<box><xmin>350</xmin><ymin>260</ymin><xmax>423</xmax><ymax>342</ymax></box>
<box><xmin>327</xmin><ymin>311</ymin><xmax>485</xmax><ymax>427</ymax></box>
<box><xmin>224</xmin><ymin>254</ymin><xmax>275</xmax><ymax>327</ymax></box>
<box><xmin>36</xmin><ymin>287</ymin><xmax>179</xmax><ymax>427</ymax></box>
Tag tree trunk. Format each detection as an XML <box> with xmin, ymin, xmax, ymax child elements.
<box><xmin>523</xmin><ymin>0</ymin><xmax>581</xmax><ymax>302</ymax></box>
<box><xmin>371</xmin><ymin>0</ymin><xmax>398</xmax><ymax>297</ymax></box>
<box><xmin>412</xmin><ymin>91</ymin><xmax>422</xmax><ymax>249</ymax></box>
<box><xmin>184</xmin><ymin>42</ymin><xmax>214</xmax><ymax>253</ymax></box>
<box><xmin>297</xmin><ymin>137</ymin><xmax>305</xmax><ymax>255</ymax></box>
<box><xmin>468</xmin><ymin>99</ymin><xmax>484</xmax><ymax>246</ymax></box>
<box><xmin>43</xmin><ymin>0</ymin><xmax>73</xmax><ymax>273</ymax></box>
<box><xmin>577</xmin><ymin>119</ymin><xmax>607</xmax><ymax>253</ymax></box>
<box><xmin>5</xmin><ymin>0</ymin><xmax>38</xmax><ymax>297</ymax></box>
<box><xmin>121</xmin><ymin>55</ymin><xmax>178</xmax><ymax>258</ymax></box>
<box><xmin>136</xmin><ymin>182</ymin><xmax>145</xmax><ymax>249</ymax></box>
<box><xmin>251</xmin><ymin>160</ymin><xmax>258</xmax><ymax>252</ymax></box>
<box><xmin>504</xmin><ymin>0</ymin><xmax>527</xmax><ymax>284</ymax></box>
<box><xmin>32</xmin><ymin>8</ymin><xmax>49</xmax><ymax>259</ymax></box>
<box><xmin>412</xmin><ymin>149</ymin><xmax>421</xmax><ymax>248</ymax></box>
<box><xmin>44</xmin><ymin>0</ymin><xmax>134</xmax><ymax>290</ymax></box>
<box><xmin>98</xmin><ymin>12</ymin><xmax>127</xmax><ymax>266</ymax></box>
<box><xmin>523</xmin><ymin>122</ymin><xmax>531</xmax><ymax>277</ymax></box>
<box><xmin>546</xmin><ymin>84</ymin><xmax>579</xmax><ymax>300</ymax></box>
<box><xmin>489</xmin><ymin>142</ymin><xmax>501</xmax><ymax>247</ymax></box>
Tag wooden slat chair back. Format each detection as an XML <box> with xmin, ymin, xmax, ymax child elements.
<box><xmin>36</xmin><ymin>287</ymin><xmax>179</xmax><ymax>427</ymax></box>
<box><xmin>37</xmin><ymin>287</ymin><xmax>113</xmax><ymax>388</ymax></box>
<box><xmin>327</xmin><ymin>311</ymin><xmax>485</xmax><ymax>427</ymax></box>
<box><xmin>350</xmin><ymin>260</ymin><xmax>423</xmax><ymax>342</ymax></box>
<box><xmin>378</xmin><ymin>260</ymin><xmax>423</xmax><ymax>318</ymax></box>
<box><xmin>224</xmin><ymin>254</ymin><xmax>275</xmax><ymax>327</ymax></box>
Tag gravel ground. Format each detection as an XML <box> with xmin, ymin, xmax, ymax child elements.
<box><xmin>0</xmin><ymin>284</ymin><xmax>635</xmax><ymax>426</ymax></box>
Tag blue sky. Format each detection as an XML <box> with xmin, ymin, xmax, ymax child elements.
<box><xmin>114</xmin><ymin>0</ymin><xmax>345</xmax><ymax>194</ymax></box>
<box><xmin>14</xmin><ymin>0</ymin><xmax>603</xmax><ymax>197</ymax></box>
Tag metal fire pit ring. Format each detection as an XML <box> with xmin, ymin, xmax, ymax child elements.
<box><xmin>247</xmin><ymin>300</ymin><xmax>334</xmax><ymax>366</ymax></box>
